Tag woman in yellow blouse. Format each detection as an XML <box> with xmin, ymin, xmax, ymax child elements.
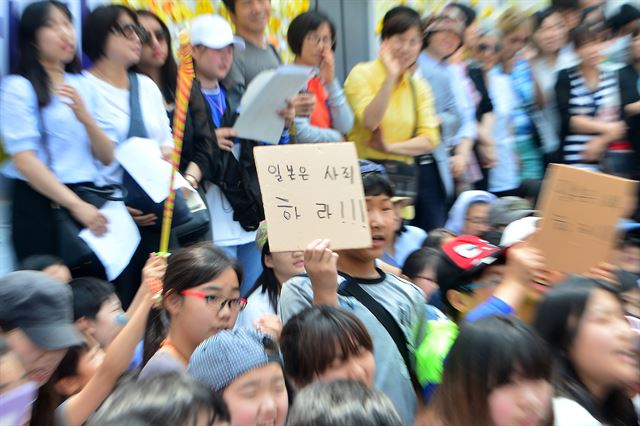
<box><xmin>345</xmin><ymin>6</ymin><xmax>440</xmax><ymax>201</ymax></box>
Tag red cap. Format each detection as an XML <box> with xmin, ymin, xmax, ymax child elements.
<box><xmin>437</xmin><ymin>235</ymin><xmax>504</xmax><ymax>293</ymax></box>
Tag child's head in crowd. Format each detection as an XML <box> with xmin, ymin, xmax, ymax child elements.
<box><xmin>70</xmin><ymin>277</ymin><xmax>124</xmax><ymax>350</ymax></box>
<box><xmin>246</xmin><ymin>222</ymin><xmax>305</xmax><ymax>312</ymax></box>
<box><xmin>534</xmin><ymin>277</ymin><xmax>638</xmax><ymax>424</ymax></box>
<box><xmin>190</xmin><ymin>14</ymin><xmax>244</xmax><ymax>84</ymax></box>
<box><xmin>88</xmin><ymin>372</ymin><xmax>230</xmax><ymax>426</ymax></box>
<box><xmin>402</xmin><ymin>247</ymin><xmax>440</xmax><ymax>300</ymax></box>
<box><xmin>30</xmin><ymin>344</ymin><xmax>104</xmax><ymax>426</ymax></box>
<box><xmin>422</xmin><ymin>228</ymin><xmax>457</xmax><ymax>250</ymax></box>
<box><xmin>280</xmin><ymin>305</ymin><xmax>375</xmax><ymax>388</ymax></box>
<box><xmin>144</xmin><ymin>243</ymin><xmax>243</xmax><ymax>364</ymax></box>
<box><xmin>428</xmin><ymin>315</ymin><xmax>554</xmax><ymax>426</ymax></box>
<box><xmin>50</xmin><ymin>345</ymin><xmax>103</xmax><ymax>399</ymax></box>
<box><xmin>0</xmin><ymin>272</ymin><xmax>84</xmax><ymax>386</ymax></box>
<box><xmin>437</xmin><ymin>235</ymin><xmax>506</xmax><ymax>321</ymax></box>
<box><xmin>188</xmin><ymin>328</ymin><xmax>288</xmax><ymax>426</ymax></box>
<box><xmin>288</xmin><ymin>379</ymin><xmax>403</xmax><ymax>426</ymax></box>
<box><xmin>338</xmin><ymin>162</ymin><xmax>395</xmax><ymax>265</ymax></box>
<box><xmin>18</xmin><ymin>255</ymin><xmax>71</xmax><ymax>284</ymax></box>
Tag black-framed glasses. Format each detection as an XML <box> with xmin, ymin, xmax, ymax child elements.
<box><xmin>305</xmin><ymin>33</ymin><xmax>334</xmax><ymax>48</ymax></box>
<box><xmin>180</xmin><ymin>289</ymin><xmax>247</xmax><ymax>311</ymax></box>
<box><xmin>111</xmin><ymin>22</ymin><xmax>145</xmax><ymax>41</ymax></box>
<box><xmin>142</xmin><ymin>28</ymin><xmax>166</xmax><ymax>45</ymax></box>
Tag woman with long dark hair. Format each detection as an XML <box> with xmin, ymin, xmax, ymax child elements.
<box><xmin>534</xmin><ymin>277</ymin><xmax>638</xmax><ymax>425</ymax></box>
<box><xmin>427</xmin><ymin>315</ymin><xmax>554</xmax><ymax>426</ymax></box>
<box><xmin>82</xmin><ymin>5</ymin><xmax>176</xmax><ymax>306</ymax></box>
<box><xmin>0</xmin><ymin>1</ymin><xmax>114</xmax><ymax>262</ymax></box>
<box><xmin>134</xmin><ymin>10</ymin><xmax>217</xmax><ymax>190</ymax></box>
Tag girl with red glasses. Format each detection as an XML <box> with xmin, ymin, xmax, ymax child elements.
<box><xmin>139</xmin><ymin>243</ymin><xmax>243</xmax><ymax>380</ymax></box>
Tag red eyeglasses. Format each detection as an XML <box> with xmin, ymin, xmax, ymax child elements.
<box><xmin>180</xmin><ymin>290</ymin><xmax>247</xmax><ymax>311</ymax></box>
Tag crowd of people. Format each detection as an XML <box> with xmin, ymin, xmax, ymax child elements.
<box><xmin>0</xmin><ymin>0</ymin><xmax>640</xmax><ymax>425</ymax></box>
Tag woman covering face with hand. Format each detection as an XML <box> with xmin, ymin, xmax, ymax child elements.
<box><xmin>287</xmin><ymin>11</ymin><xmax>354</xmax><ymax>143</ymax></box>
<box><xmin>344</xmin><ymin>6</ymin><xmax>440</xmax><ymax>204</ymax></box>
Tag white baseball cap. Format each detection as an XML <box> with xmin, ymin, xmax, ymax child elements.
<box><xmin>500</xmin><ymin>216</ymin><xmax>541</xmax><ymax>247</ymax></box>
<box><xmin>190</xmin><ymin>14</ymin><xmax>245</xmax><ymax>50</ymax></box>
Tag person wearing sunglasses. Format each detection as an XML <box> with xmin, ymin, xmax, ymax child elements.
<box><xmin>139</xmin><ymin>243</ymin><xmax>244</xmax><ymax>380</ymax></box>
<box><xmin>83</xmin><ymin>5</ymin><xmax>176</xmax><ymax>308</ymax></box>
<box><xmin>133</xmin><ymin>10</ymin><xmax>217</xmax><ymax>212</ymax></box>
<box><xmin>286</xmin><ymin>11</ymin><xmax>354</xmax><ymax>143</ymax></box>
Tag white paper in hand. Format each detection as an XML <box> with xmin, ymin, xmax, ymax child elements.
<box><xmin>233</xmin><ymin>65</ymin><xmax>313</xmax><ymax>144</ymax></box>
<box><xmin>80</xmin><ymin>201</ymin><xmax>141</xmax><ymax>280</ymax></box>
<box><xmin>115</xmin><ymin>137</ymin><xmax>195</xmax><ymax>203</ymax></box>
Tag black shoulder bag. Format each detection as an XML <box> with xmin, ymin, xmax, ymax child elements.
<box><xmin>38</xmin><ymin>109</ymin><xmax>126</xmax><ymax>276</ymax></box>
<box><xmin>337</xmin><ymin>273</ymin><xmax>423</xmax><ymax>396</ymax></box>
<box><xmin>121</xmin><ymin>72</ymin><xmax>207</xmax><ymax>236</ymax></box>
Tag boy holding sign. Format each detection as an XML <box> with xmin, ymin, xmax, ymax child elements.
<box><xmin>279</xmin><ymin>161</ymin><xmax>426</xmax><ymax>426</ymax></box>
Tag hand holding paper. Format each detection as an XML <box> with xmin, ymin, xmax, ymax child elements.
<box><xmin>233</xmin><ymin>65</ymin><xmax>313</xmax><ymax>144</ymax></box>
<box><xmin>80</xmin><ymin>201</ymin><xmax>141</xmax><ymax>281</ymax></box>
<box><xmin>115</xmin><ymin>137</ymin><xmax>195</xmax><ymax>204</ymax></box>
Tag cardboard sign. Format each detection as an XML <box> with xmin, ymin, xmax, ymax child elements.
<box><xmin>254</xmin><ymin>142</ymin><xmax>372</xmax><ymax>252</ymax></box>
<box><xmin>533</xmin><ymin>164</ymin><xmax>637</xmax><ymax>274</ymax></box>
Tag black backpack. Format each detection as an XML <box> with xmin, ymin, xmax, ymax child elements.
<box><xmin>203</xmin><ymin>89</ymin><xmax>263</xmax><ymax>232</ymax></box>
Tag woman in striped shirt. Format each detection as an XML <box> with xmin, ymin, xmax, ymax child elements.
<box><xmin>555</xmin><ymin>24</ymin><xmax>627</xmax><ymax>171</ymax></box>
